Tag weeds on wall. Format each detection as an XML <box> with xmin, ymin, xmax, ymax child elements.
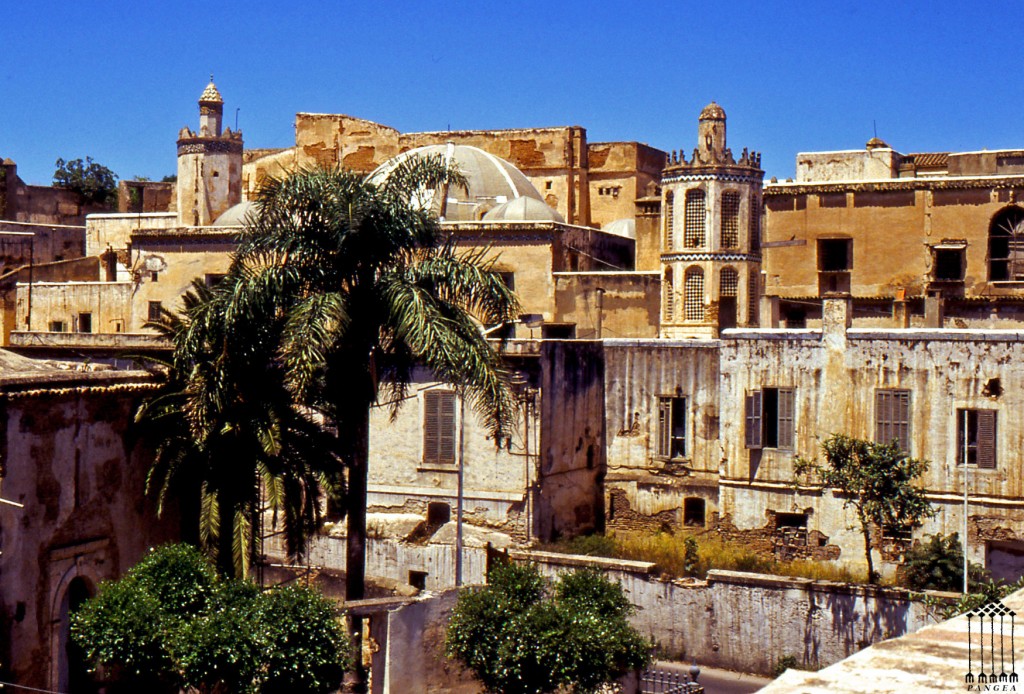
<box><xmin>542</xmin><ymin>531</ymin><xmax>862</xmax><ymax>584</ymax></box>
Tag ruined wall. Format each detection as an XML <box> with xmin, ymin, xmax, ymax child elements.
<box><xmin>719</xmin><ymin>313</ymin><xmax>1024</xmax><ymax>574</ymax></box>
<box><xmin>0</xmin><ymin>379</ymin><xmax>178</xmax><ymax>690</ymax></box>
<box><xmin>553</xmin><ymin>272</ymin><xmax>660</xmax><ymax>339</ymax></box>
<box><xmin>795</xmin><ymin>148</ymin><xmax>899</xmax><ymax>183</ymax></box>
<box><xmin>602</xmin><ymin>341</ymin><xmax>720</xmax><ymax>532</ymax></box>
<box><xmin>117</xmin><ymin>180</ymin><xmax>174</xmax><ymax>213</ymax></box>
<box><xmin>587</xmin><ymin>142</ymin><xmax>665</xmax><ymax>229</ymax></box>
<box><xmin>0</xmin><ymin>160</ymin><xmax>105</xmax><ymax>225</ymax></box>
<box><xmin>0</xmin><ymin>222</ymin><xmax>86</xmax><ymax>272</ymax></box>
<box><xmin>537</xmin><ymin>340</ymin><xmax>606</xmax><ymax>541</ymax></box>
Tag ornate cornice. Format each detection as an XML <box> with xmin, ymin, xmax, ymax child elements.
<box><xmin>765</xmin><ymin>175</ymin><xmax>1024</xmax><ymax>196</ymax></box>
<box><xmin>662</xmin><ymin>171</ymin><xmax>764</xmax><ymax>185</ymax></box>
<box><xmin>177</xmin><ymin>137</ymin><xmax>244</xmax><ymax>156</ymax></box>
<box><xmin>661</xmin><ymin>252</ymin><xmax>761</xmax><ymax>262</ymax></box>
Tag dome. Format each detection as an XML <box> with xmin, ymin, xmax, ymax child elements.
<box><xmin>200</xmin><ymin>79</ymin><xmax>223</xmax><ymax>104</ymax></box>
<box><xmin>699</xmin><ymin>101</ymin><xmax>726</xmax><ymax>121</ymax></box>
<box><xmin>602</xmin><ymin>218</ymin><xmax>636</xmax><ymax>239</ymax></box>
<box><xmin>212</xmin><ymin>201</ymin><xmax>257</xmax><ymax>226</ymax></box>
<box><xmin>367</xmin><ymin>144</ymin><xmax>544</xmax><ymax>222</ymax></box>
<box><xmin>865</xmin><ymin>137</ymin><xmax>890</xmax><ymax>150</ymax></box>
<box><xmin>483</xmin><ymin>197</ymin><xmax>564</xmax><ymax>223</ymax></box>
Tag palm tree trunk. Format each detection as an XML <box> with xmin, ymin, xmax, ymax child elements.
<box><xmin>343</xmin><ymin>405</ymin><xmax>370</xmax><ymax>693</ymax></box>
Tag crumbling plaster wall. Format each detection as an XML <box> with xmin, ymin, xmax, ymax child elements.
<box><xmin>602</xmin><ymin>340</ymin><xmax>720</xmax><ymax>532</ymax></box>
<box><xmin>0</xmin><ymin>382</ymin><xmax>177</xmax><ymax>690</ymax></box>
<box><xmin>720</xmin><ymin>319</ymin><xmax>1024</xmax><ymax>572</ymax></box>
<box><xmin>553</xmin><ymin>272</ymin><xmax>660</xmax><ymax>339</ymax></box>
<box><xmin>18</xmin><ymin>281</ymin><xmax>134</xmax><ymax>335</ymax></box>
<box><xmin>0</xmin><ymin>222</ymin><xmax>86</xmax><ymax>272</ymax></box>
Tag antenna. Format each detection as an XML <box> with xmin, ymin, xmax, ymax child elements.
<box><xmin>235</xmin><ymin>108</ymin><xmax>240</xmax><ymax>131</ymax></box>
<box><xmin>873</xmin><ymin>120</ymin><xmax>878</xmax><ymax>139</ymax></box>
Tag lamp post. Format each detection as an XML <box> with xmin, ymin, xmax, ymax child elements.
<box><xmin>964</xmin><ymin>408</ymin><xmax>970</xmax><ymax>595</ymax></box>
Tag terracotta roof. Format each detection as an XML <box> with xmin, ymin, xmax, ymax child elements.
<box><xmin>0</xmin><ymin>349</ymin><xmax>157</xmax><ymax>391</ymax></box>
<box><xmin>903</xmin><ymin>152</ymin><xmax>949</xmax><ymax>168</ymax></box>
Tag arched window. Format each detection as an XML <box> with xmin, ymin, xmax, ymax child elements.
<box><xmin>664</xmin><ymin>192</ymin><xmax>675</xmax><ymax>250</ymax></box>
<box><xmin>684</xmin><ymin>189</ymin><xmax>706</xmax><ymax>248</ymax></box>
<box><xmin>663</xmin><ymin>267</ymin><xmax>675</xmax><ymax>322</ymax></box>
<box><xmin>721</xmin><ymin>191</ymin><xmax>740</xmax><ymax>248</ymax></box>
<box><xmin>684</xmin><ymin>267</ymin><xmax>704</xmax><ymax>322</ymax></box>
<box><xmin>989</xmin><ymin>207</ymin><xmax>1024</xmax><ymax>281</ymax></box>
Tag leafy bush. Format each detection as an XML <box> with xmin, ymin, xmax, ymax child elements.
<box><xmin>446</xmin><ymin>562</ymin><xmax>651</xmax><ymax>694</ymax></box>
<box><xmin>71</xmin><ymin>544</ymin><xmax>350</xmax><ymax>693</ymax></box>
<box><xmin>900</xmin><ymin>533</ymin><xmax>989</xmax><ymax>592</ymax></box>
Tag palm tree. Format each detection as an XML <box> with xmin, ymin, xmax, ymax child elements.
<box><xmin>139</xmin><ymin>279</ymin><xmax>343</xmax><ymax>579</ymax></box>
<box><xmin>228</xmin><ymin>159</ymin><xmax>520</xmax><ymax>690</ymax></box>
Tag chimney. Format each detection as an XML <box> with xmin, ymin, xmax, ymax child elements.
<box><xmin>821</xmin><ymin>294</ymin><xmax>851</xmax><ymax>349</ymax></box>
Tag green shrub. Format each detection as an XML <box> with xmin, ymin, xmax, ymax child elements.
<box><xmin>446</xmin><ymin>563</ymin><xmax>651</xmax><ymax>693</ymax></box>
<box><xmin>900</xmin><ymin>533</ymin><xmax>989</xmax><ymax>592</ymax></box>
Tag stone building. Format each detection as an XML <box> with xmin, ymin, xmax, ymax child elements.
<box><xmin>763</xmin><ymin>140</ymin><xmax>1024</xmax><ymax>329</ymax></box>
<box><xmin>0</xmin><ymin>352</ymin><xmax>179</xmax><ymax>691</ymax></box>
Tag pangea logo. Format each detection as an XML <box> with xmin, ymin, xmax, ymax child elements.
<box><xmin>966</xmin><ymin>599</ymin><xmax>1017</xmax><ymax>691</ymax></box>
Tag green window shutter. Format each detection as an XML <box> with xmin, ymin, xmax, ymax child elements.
<box><xmin>745</xmin><ymin>391</ymin><xmax>762</xmax><ymax>449</ymax></box>
<box><xmin>977</xmin><ymin>410</ymin><xmax>997</xmax><ymax>469</ymax></box>
<box><xmin>777</xmin><ymin>388</ymin><xmax>795</xmax><ymax>450</ymax></box>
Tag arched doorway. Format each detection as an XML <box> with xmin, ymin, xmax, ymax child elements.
<box><xmin>57</xmin><ymin>577</ymin><xmax>98</xmax><ymax>693</ymax></box>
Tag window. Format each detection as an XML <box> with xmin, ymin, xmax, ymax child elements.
<box><xmin>745</xmin><ymin>387</ymin><xmax>795</xmax><ymax>450</ymax></box>
<box><xmin>747</xmin><ymin>272</ymin><xmax>759</xmax><ymax>326</ymax></box>
<box><xmin>683</xmin><ymin>498</ymin><xmax>705</xmax><ymax>527</ymax></box>
<box><xmin>818</xmin><ymin>238</ymin><xmax>852</xmax><ymax>272</ymax></box>
<box><xmin>541</xmin><ymin>324</ymin><xmax>576</xmax><ymax>339</ymax></box>
<box><xmin>684</xmin><ymin>267</ymin><xmax>704</xmax><ymax>321</ymax></box>
<box><xmin>77</xmin><ymin>313</ymin><xmax>92</xmax><ymax>334</ymax></box>
<box><xmin>957</xmin><ymin>409</ymin><xmax>996</xmax><ymax>469</ymax></box>
<box><xmin>721</xmin><ymin>191</ymin><xmax>740</xmax><ymax>248</ymax></box>
<box><xmin>875</xmin><ymin>389</ymin><xmax>911</xmax><ymax>452</ymax></box>
<box><xmin>989</xmin><ymin>207</ymin><xmax>1024</xmax><ymax>281</ymax></box>
<box><xmin>749</xmin><ymin>195</ymin><xmax>761</xmax><ymax>253</ymax></box>
<box><xmin>664</xmin><ymin>192</ymin><xmax>675</xmax><ymax>250</ymax></box>
<box><xmin>657</xmin><ymin>397</ymin><xmax>686</xmax><ymax>459</ymax></box>
<box><xmin>932</xmin><ymin>247</ymin><xmax>965</xmax><ymax>281</ymax></box>
<box><xmin>148</xmin><ymin>301</ymin><xmax>163</xmax><ymax>321</ymax></box>
<box><xmin>151</xmin><ymin>271</ymin><xmax>159</xmax><ymax>282</ymax></box>
<box><xmin>684</xmin><ymin>189</ymin><xmax>706</xmax><ymax>248</ymax></box>
<box><xmin>663</xmin><ymin>267</ymin><xmax>675</xmax><ymax>322</ymax></box>
<box><xmin>423</xmin><ymin>390</ymin><xmax>457</xmax><ymax>465</ymax></box>
<box><xmin>48</xmin><ymin>320</ymin><xmax>66</xmax><ymax>333</ymax></box>
<box><xmin>720</xmin><ymin>267</ymin><xmax>739</xmax><ymax>330</ymax></box>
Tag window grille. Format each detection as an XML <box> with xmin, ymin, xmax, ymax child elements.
<box><xmin>747</xmin><ymin>272</ymin><xmax>759</xmax><ymax>325</ymax></box>
<box><xmin>684</xmin><ymin>267</ymin><xmax>704</xmax><ymax>321</ymax></box>
<box><xmin>721</xmin><ymin>191</ymin><xmax>740</xmax><ymax>248</ymax></box>
<box><xmin>684</xmin><ymin>189</ymin><xmax>706</xmax><ymax>248</ymax></box>
<box><xmin>749</xmin><ymin>195</ymin><xmax>761</xmax><ymax>253</ymax></box>
<box><xmin>989</xmin><ymin>207</ymin><xmax>1024</xmax><ymax>281</ymax></box>
<box><xmin>720</xmin><ymin>267</ymin><xmax>739</xmax><ymax>297</ymax></box>
<box><xmin>664</xmin><ymin>192</ymin><xmax>675</xmax><ymax>250</ymax></box>
<box><xmin>663</xmin><ymin>268</ymin><xmax>675</xmax><ymax>322</ymax></box>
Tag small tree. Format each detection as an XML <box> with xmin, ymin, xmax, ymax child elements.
<box><xmin>901</xmin><ymin>533</ymin><xmax>989</xmax><ymax>592</ymax></box>
<box><xmin>795</xmin><ymin>434</ymin><xmax>934</xmax><ymax>583</ymax></box>
<box><xmin>446</xmin><ymin>563</ymin><xmax>651</xmax><ymax>694</ymax></box>
<box><xmin>72</xmin><ymin>544</ymin><xmax>350</xmax><ymax>693</ymax></box>
<box><xmin>53</xmin><ymin>156</ymin><xmax>118</xmax><ymax>206</ymax></box>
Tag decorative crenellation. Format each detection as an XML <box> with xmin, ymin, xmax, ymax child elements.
<box><xmin>665</xmin><ymin>146</ymin><xmax>762</xmax><ymax>171</ymax></box>
<box><xmin>661</xmin><ymin>171</ymin><xmax>763</xmax><ymax>185</ymax></box>
<box><xmin>661</xmin><ymin>252</ymin><xmax>761</xmax><ymax>263</ymax></box>
<box><xmin>176</xmin><ymin>136</ymin><xmax>244</xmax><ymax>156</ymax></box>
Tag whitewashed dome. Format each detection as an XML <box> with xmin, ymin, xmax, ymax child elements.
<box><xmin>212</xmin><ymin>201</ymin><xmax>258</xmax><ymax>226</ymax></box>
<box><xmin>483</xmin><ymin>196</ymin><xmax>564</xmax><ymax>223</ymax></box>
<box><xmin>367</xmin><ymin>144</ymin><xmax>543</xmax><ymax>222</ymax></box>
<box><xmin>602</xmin><ymin>218</ymin><xmax>636</xmax><ymax>239</ymax></box>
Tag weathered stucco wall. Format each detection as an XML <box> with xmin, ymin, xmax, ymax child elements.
<box><xmin>0</xmin><ymin>222</ymin><xmax>86</xmax><ymax>272</ymax></box>
<box><xmin>602</xmin><ymin>340</ymin><xmax>721</xmax><ymax>532</ymax></box>
<box><xmin>553</xmin><ymin>273</ymin><xmax>660</xmax><ymax>339</ymax></box>
<box><xmin>720</xmin><ymin>308</ymin><xmax>1024</xmax><ymax>573</ymax></box>
<box><xmin>0</xmin><ymin>376</ymin><xmax>178</xmax><ymax>690</ymax></box>
<box><xmin>18</xmin><ymin>281</ymin><xmax>134</xmax><ymax>335</ymax></box>
<box><xmin>84</xmin><ymin>213</ymin><xmax>178</xmax><ymax>256</ymax></box>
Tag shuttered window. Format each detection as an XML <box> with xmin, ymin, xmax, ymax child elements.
<box><xmin>657</xmin><ymin>397</ymin><xmax>686</xmax><ymax>459</ymax></box>
<box><xmin>958</xmin><ymin>409</ymin><xmax>997</xmax><ymax>469</ymax></box>
<box><xmin>875</xmin><ymin>389</ymin><xmax>911</xmax><ymax>452</ymax></box>
<box><xmin>423</xmin><ymin>390</ymin><xmax>457</xmax><ymax>465</ymax></box>
<box><xmin>745</xmin><ymin>387</ymin><xmax>794</xmax><ymax>450</ymax></box>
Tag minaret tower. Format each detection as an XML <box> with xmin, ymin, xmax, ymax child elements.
<box><xmin>659</xmin><ymin>102</ymin><xmax>764</xmax><ymax>338</ymax></box>
<box><xmin>176</xmin><ymin>77</ymin><xmax>243</xmax><ymax>226</ymax></box>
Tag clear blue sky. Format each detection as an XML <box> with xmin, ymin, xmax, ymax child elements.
<box><xmin>1</xmin><ymin>0</ymin><xmax>1018</xmax><ymax>185</ymax></box>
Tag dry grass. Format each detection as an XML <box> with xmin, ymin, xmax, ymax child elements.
<box><xmin>542</xmin><ymin>531</ymin><xmax>863</xmax><ymax>584</ymax></box>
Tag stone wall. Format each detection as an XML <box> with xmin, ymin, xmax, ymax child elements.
<box><xmin>553</xmin><ymin>272</ymin><xmax>660</xmax><ymax>339</ymax></box>
<box><xmin>0</xmin><ymin>221</ymin><xmax>86</xmax><ymax>271</ymax></box>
